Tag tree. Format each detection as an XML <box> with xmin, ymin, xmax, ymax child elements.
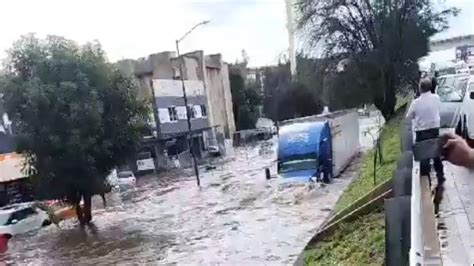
<box><xmin>229</xmin><ymin>65</ymin><xmax>263</xmax><ymax>130</ymax></box>
<box><xmin>0</xmin><ymin>35</ymin><xmax>148</xmax><ymax>225</ymax></box>
<box><xmin>298</xmin><ymin>0</ymin><xmax>458</xmax><ymax>119</ymax></box>
<box><xmin>262</xmin><ymin>63</ymin><xmax>292</xmax><ymax>121</ymax></box>
<box><xmin>290</xmin><ymin>81</ymin><xmax>323</xmax><ymax>117</ymax></box>
<box><xmin>261</xmin><ymin>57</ymin><xmax>325</xmax><ymax>121</ymax></box>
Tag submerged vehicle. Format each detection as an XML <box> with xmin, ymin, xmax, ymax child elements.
<box><xmin>0</xmin><ymin>202</ymin><xmax>50</xmax><ymax>236</ymax></box>
<box><xmin>277</xmin><ymin>110</ymin><xmax>360</xmax><ymax>183</ymax></box>
<box><xmin>136</xmin><ymin>151</ymin><xmax>155</xmax><ymax>173</ymax></box>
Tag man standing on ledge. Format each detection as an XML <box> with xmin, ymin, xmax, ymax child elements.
<box><xmin>406</xmin><ymin>78</ymin><xmax>445</xmax><ymax>184</ymax></box>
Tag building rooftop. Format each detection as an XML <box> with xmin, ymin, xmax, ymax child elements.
<box><xmin>0</xmin><ymin>153</ymin><xmax>26</xmax><ymax>183</ymax></box>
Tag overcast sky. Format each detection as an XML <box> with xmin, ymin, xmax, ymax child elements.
<box><xmin>0</xmin><ymin>0</ymin><xmax>472</xmax><ymax>67</ymax></box>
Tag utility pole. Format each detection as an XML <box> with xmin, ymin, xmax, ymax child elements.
<box><xmin>176</xmin><ymin>20</ymin><xmax>210</xmax><ymax>187</ymax></box>
<box><xmin>285</xmin><ymin>0</ymin><xmax>296</xmax><ymax>77</ymax></box>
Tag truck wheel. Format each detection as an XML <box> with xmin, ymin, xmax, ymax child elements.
<box><xmin>323</xmin><ymin>170</ymin><xmax>331</xmax><ymax>183</ymax></box>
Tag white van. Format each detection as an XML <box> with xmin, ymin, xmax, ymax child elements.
<box><xmin>459</xmin><ymin>76</ymin><xmax>474</xmax><ymax>140</ymax></box>
<box><xmin>136</xmin><ymin>152</ymin><xmax>155</xmax><ymax>173</ymax></box>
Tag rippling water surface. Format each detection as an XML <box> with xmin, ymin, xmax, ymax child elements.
<box><xmin>3</xmin><ymin>117</ymin><xmax>378</xmax><ymax>265</ymax></box>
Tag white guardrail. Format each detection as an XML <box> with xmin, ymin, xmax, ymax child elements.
<box><xmin>410</xmin><ymin>158</ymin><xmax>423</xmax><ymax>265</ymax></box>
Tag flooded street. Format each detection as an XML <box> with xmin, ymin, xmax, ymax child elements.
<box><xmin>2</xmin><ymin>117</ymin><xmax>378</xmax><ymax>265</ymax></box>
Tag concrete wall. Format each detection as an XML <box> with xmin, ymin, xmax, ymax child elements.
<box><xmin>116</xmin><ymin>51</ymin><xmax>177</xmax><ymax>101</ymax></box>
<box><xmin>152</xmin><ymin>79</ymin><xmax>206</xmax><ymax>97</ymax></box>
<box><xmin>221</xmin><ymin>63</ymin><xmax>236</xmax><ymax>136</ymax></box>
<box><xmin>204</xmin><ymin>54</ymin><xmax>236</xmax><ymax>138</ymax></box>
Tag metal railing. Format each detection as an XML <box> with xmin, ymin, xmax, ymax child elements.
<box><xmin>385</xmin><ymin>116</ymin><xmax>416</xmax><ymax>266</ymax></box>
<box><xmin>385</xmin><ymin>110</ymin><xmax>442</xmax><ymax>265</ymax></box>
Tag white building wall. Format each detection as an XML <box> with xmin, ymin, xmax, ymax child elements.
<box><xmin>152</xmin><ymin>79</ymin><xmax>205</xmax><ymax>97</ymax></box>
<box><xmin>221</xmin><ymin>63</ymin><xmax>236</xmax><ymax>137</ymax></box>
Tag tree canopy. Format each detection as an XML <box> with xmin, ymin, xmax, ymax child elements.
<box><xmin>229</xmin><ymin>64</ymin><xmax>263</xmax><ymax>130</ymax></box>
<box><xmin>298</xmin><ymin>0</ymin><xmax>458</xmax><ymax>118</ymax></box>
<box><xmin>0</xmin><ymin>35</ymin><xmax>148</xmax><ymax>223</ymax></box>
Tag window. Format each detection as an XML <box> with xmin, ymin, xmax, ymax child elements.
<box><xmin>437</xmin><ymin>78</ymin><xmax>468</xmax><ymax>102</ymax></box>
<box><xmin>158</xmin><ymin>108</ymin><xmax>171</xmax><ymax>123</ymax></box>
<box><xmin>201</xmin><ymin>105</ymin><xmax>207</xmax><ymax>117</ymax></box>
<box><xmin>168</xmin><ymin>107</ymin><xmax>178</xmax><ymax>121</ymax></box>
<box><xmin>188</xmin><ymin>105</ymin><xmax>196</xmax><ymax>119</ymax></box>
<box><xmin>6</xmin><ymin>207</ymin><xmax>37</xmax><ymax>225</ymax></box>
<box><xmin>278</xmin><ymin>158</ymin><xmax>318</xmax><ymax>174</ymax></box>
<box><xmin>118</xmin><ymin>171</ymin><xmax>134</xmax><ymax>179</ymax></box>
<box><xmin>172</xmin><ymin>67</ymin><xmax>181</xmax><ymax>80</ymax></box>
<box><xmin>193</xmin><ymin>105</ymin><xmax>202</xmax><ymax>118</ymax></box>
<box><xmin>176</xmin><ymin>106</ymin><xmax>187</xmax><ymax>120</ymax></box>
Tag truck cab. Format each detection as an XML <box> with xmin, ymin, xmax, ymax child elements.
<box><xmin>278</xmin><ymin>121</ymin><xmax>332</xmax><ymax>183</ymax></box>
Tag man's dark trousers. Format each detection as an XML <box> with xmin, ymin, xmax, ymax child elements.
<box><xmin>415</xmin><ymin>128</ymin><xmax>445</xmax><ymax>184</ymax></box>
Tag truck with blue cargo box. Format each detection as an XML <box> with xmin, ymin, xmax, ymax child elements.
<box><xmin>277</xmin><ymin>110</ymin><xmax>360</xmax><ymax>182</ymax></box>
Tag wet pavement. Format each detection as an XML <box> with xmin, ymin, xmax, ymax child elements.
<box><xmin>1</xmin><ymin>117</ymin><xmax>378</xmax><ymax>265</ymax></box>
<box><xmin>437</xmin><ymin>163</ymin><xmax>474</xmax><ymax>264</ymax></box>
<box><xmin>359</xmin><ymin>114</ymin><xmax>384</xmax><ymax>152</ymax></box>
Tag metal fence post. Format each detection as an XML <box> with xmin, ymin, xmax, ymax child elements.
<box><xmin>385</xmin><ymin>196</ymin><xmax>411</xmax><ymax>266</ymax></box>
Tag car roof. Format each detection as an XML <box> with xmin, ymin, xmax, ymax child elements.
<box><xmin>0</xmin><ymin>202</ymin><xmax>34</xmax><ymax>213</ymax></box>
<box><xmin>118</xmin><ymin>171</ymin><xmax>134</xmax><ymax>175</ymax></box>
<box><xmin>438</xmin><ymin>73</ymin><xmax>469</xmax><ymax>78</ymax></box>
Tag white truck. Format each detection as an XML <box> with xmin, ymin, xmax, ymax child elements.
<box><xmin>459</xmin><ymin>76</ymin><xmax>474</xmax><ymax>140</ymax></box>
<box><xmin>136</xmin><ymin>151</ymin><xmax>155</xmax><ymax>173</ymax></box>
<box><xmin>277</xmin><ymin>110</ymin><xmax>360</xmax><ymax>182</ymax></box>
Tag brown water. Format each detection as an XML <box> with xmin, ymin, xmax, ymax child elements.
<box><xmin>1</xmin><ymin>139</ymin><xmax>363</xmax><ymax>265</ymax></box>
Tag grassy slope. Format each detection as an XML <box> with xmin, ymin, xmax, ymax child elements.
<box><xmin>303</xmin><ymin>108</ymin><xmax>404</xmax><ymax>266</ymax></box>
<box><xmin>304</xmin><ymin>210</ymin><xmax>385</xmax><ymax>265</ymax></box>
<box><xmin>334</xmin><ymin>111</ymin><xmax>403</xmax><ymax>212</ymax></box>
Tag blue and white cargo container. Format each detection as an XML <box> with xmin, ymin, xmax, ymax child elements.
<box><xmin>277</xmin><ymin>110</ymin><xmax>360</xmax><ymax>182</ymax></box>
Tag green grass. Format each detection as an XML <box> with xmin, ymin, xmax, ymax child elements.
<box><xmin>302</xmin><ymin>108</ymin><xmax>406</xmax><ymax>265</ymax></box>
<box><xmin>304</xmin><ymin>210</ymin><xmax>385</xmax><ymax>266</ymax></box>
<box><xmin>334</xmin><ymin>110</ymin><xmax>403</xmax><ymax>212</ymax></box>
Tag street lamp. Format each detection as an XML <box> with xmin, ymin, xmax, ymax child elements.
<box><xmin>176</xmin><ymin>20</ymin><xmax>210</xmax><ymax>187</ymax></box>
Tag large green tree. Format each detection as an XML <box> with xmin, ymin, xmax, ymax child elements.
<box><xmin>298</xmin><ymin>0</ymin><xmax>458</xmax><ymax>119</ymax></box>
<box><xmin>261</xmin><ymin>58</ymin><xmax>325</xmax><ymax>121</ymax></box>
<box><xmin>0</xmin><ymin>35</ymin><xmax>148</xmax><ymax>225</ymax></box>
<box><xmin>229</xmin><ymin>66</ymin><xmax>263</xmax><ymax>130</ymax></box>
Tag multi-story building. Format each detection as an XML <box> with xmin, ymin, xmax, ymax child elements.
<box><xmin>0</xmin><ymin>112</ymin><xmax>32</xmax><ymax>206</ymax></box>
<box><xmin>117</xmin><ymin>50</ymin><xmax>235</xmax><ymax>171</ymax></box>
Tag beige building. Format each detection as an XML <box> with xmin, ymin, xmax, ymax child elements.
<box><xmin>204</xmin><ymin>54</ymin><xmax>235</xmax><ymax>138</ymax></box>
<box><xmin>117</xmin><ymin>51</ymin><xmax>235</xmax><ymax>140</ymax></box>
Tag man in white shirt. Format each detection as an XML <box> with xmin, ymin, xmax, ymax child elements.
<box><xmin>406</xmin><ymin>78</ymin><xmax>445</xmax><ymax>184</ymax></box>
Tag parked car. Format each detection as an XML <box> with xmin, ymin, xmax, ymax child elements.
<box><xmin>0</xmin><ymin>202</ymin><xmax>50</xmax><ymax>236</ymax></box>
<box><xmin>459</xmin><ymin>76</ymin><xmax>474</xmax><ymax>140</ymax></box>
<box><xmin>435</xmin><ymin>74</ymin><xmax>469</xmax><ymax>129</ymax></box>
<box><xmin>136</xmin><ymin>152</ymin><xmax>155</xmax><ymax>173</ymax></box>
<box><xmin>117</xmin><ymin>171</ymin><xmax>136</xmax><ymax>186</ymax></box>
<box><xmin>208</xmin><ymin>145</ymin><xmax>221</xmax><ymax>157</ymax></box>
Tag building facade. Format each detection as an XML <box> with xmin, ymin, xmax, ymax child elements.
<box><xmin>0</xmin><ymin>112</ymin><xmax>32</xmax><ymax>207</ymax></box>
<box><xmin>117</xmin><ymin>50</ymin><xmax>235</xmax><ymax>171</ymax></box>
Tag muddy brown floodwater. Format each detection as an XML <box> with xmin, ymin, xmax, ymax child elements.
<box><xmin>2</xmin><ymin>116</ymin><xmax>378</xmax><ymax>265</ymax></box>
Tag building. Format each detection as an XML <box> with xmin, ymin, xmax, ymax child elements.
<box><xmin>0</xmin><ymin>114</ymin><xmax>32</xmax><ymax>206</ymax></box>
<box><xmin>205</xmin><ymin>54</ymin><xmax>235</xmax><ymax>138</ymax></box>
<box><xmin>0</xmin><ymin>153</ymin><xmax>32</xmax><ymax>207</ymax></box>
<box><xmin>420</xmin><ymin>35</ymin><xmax>474</xmax><ymax>72</ymax></box>
<box><xmin>117</xmin><ymin>51</ymin><xmax>235</xmax><ymax>171</ymax></box>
